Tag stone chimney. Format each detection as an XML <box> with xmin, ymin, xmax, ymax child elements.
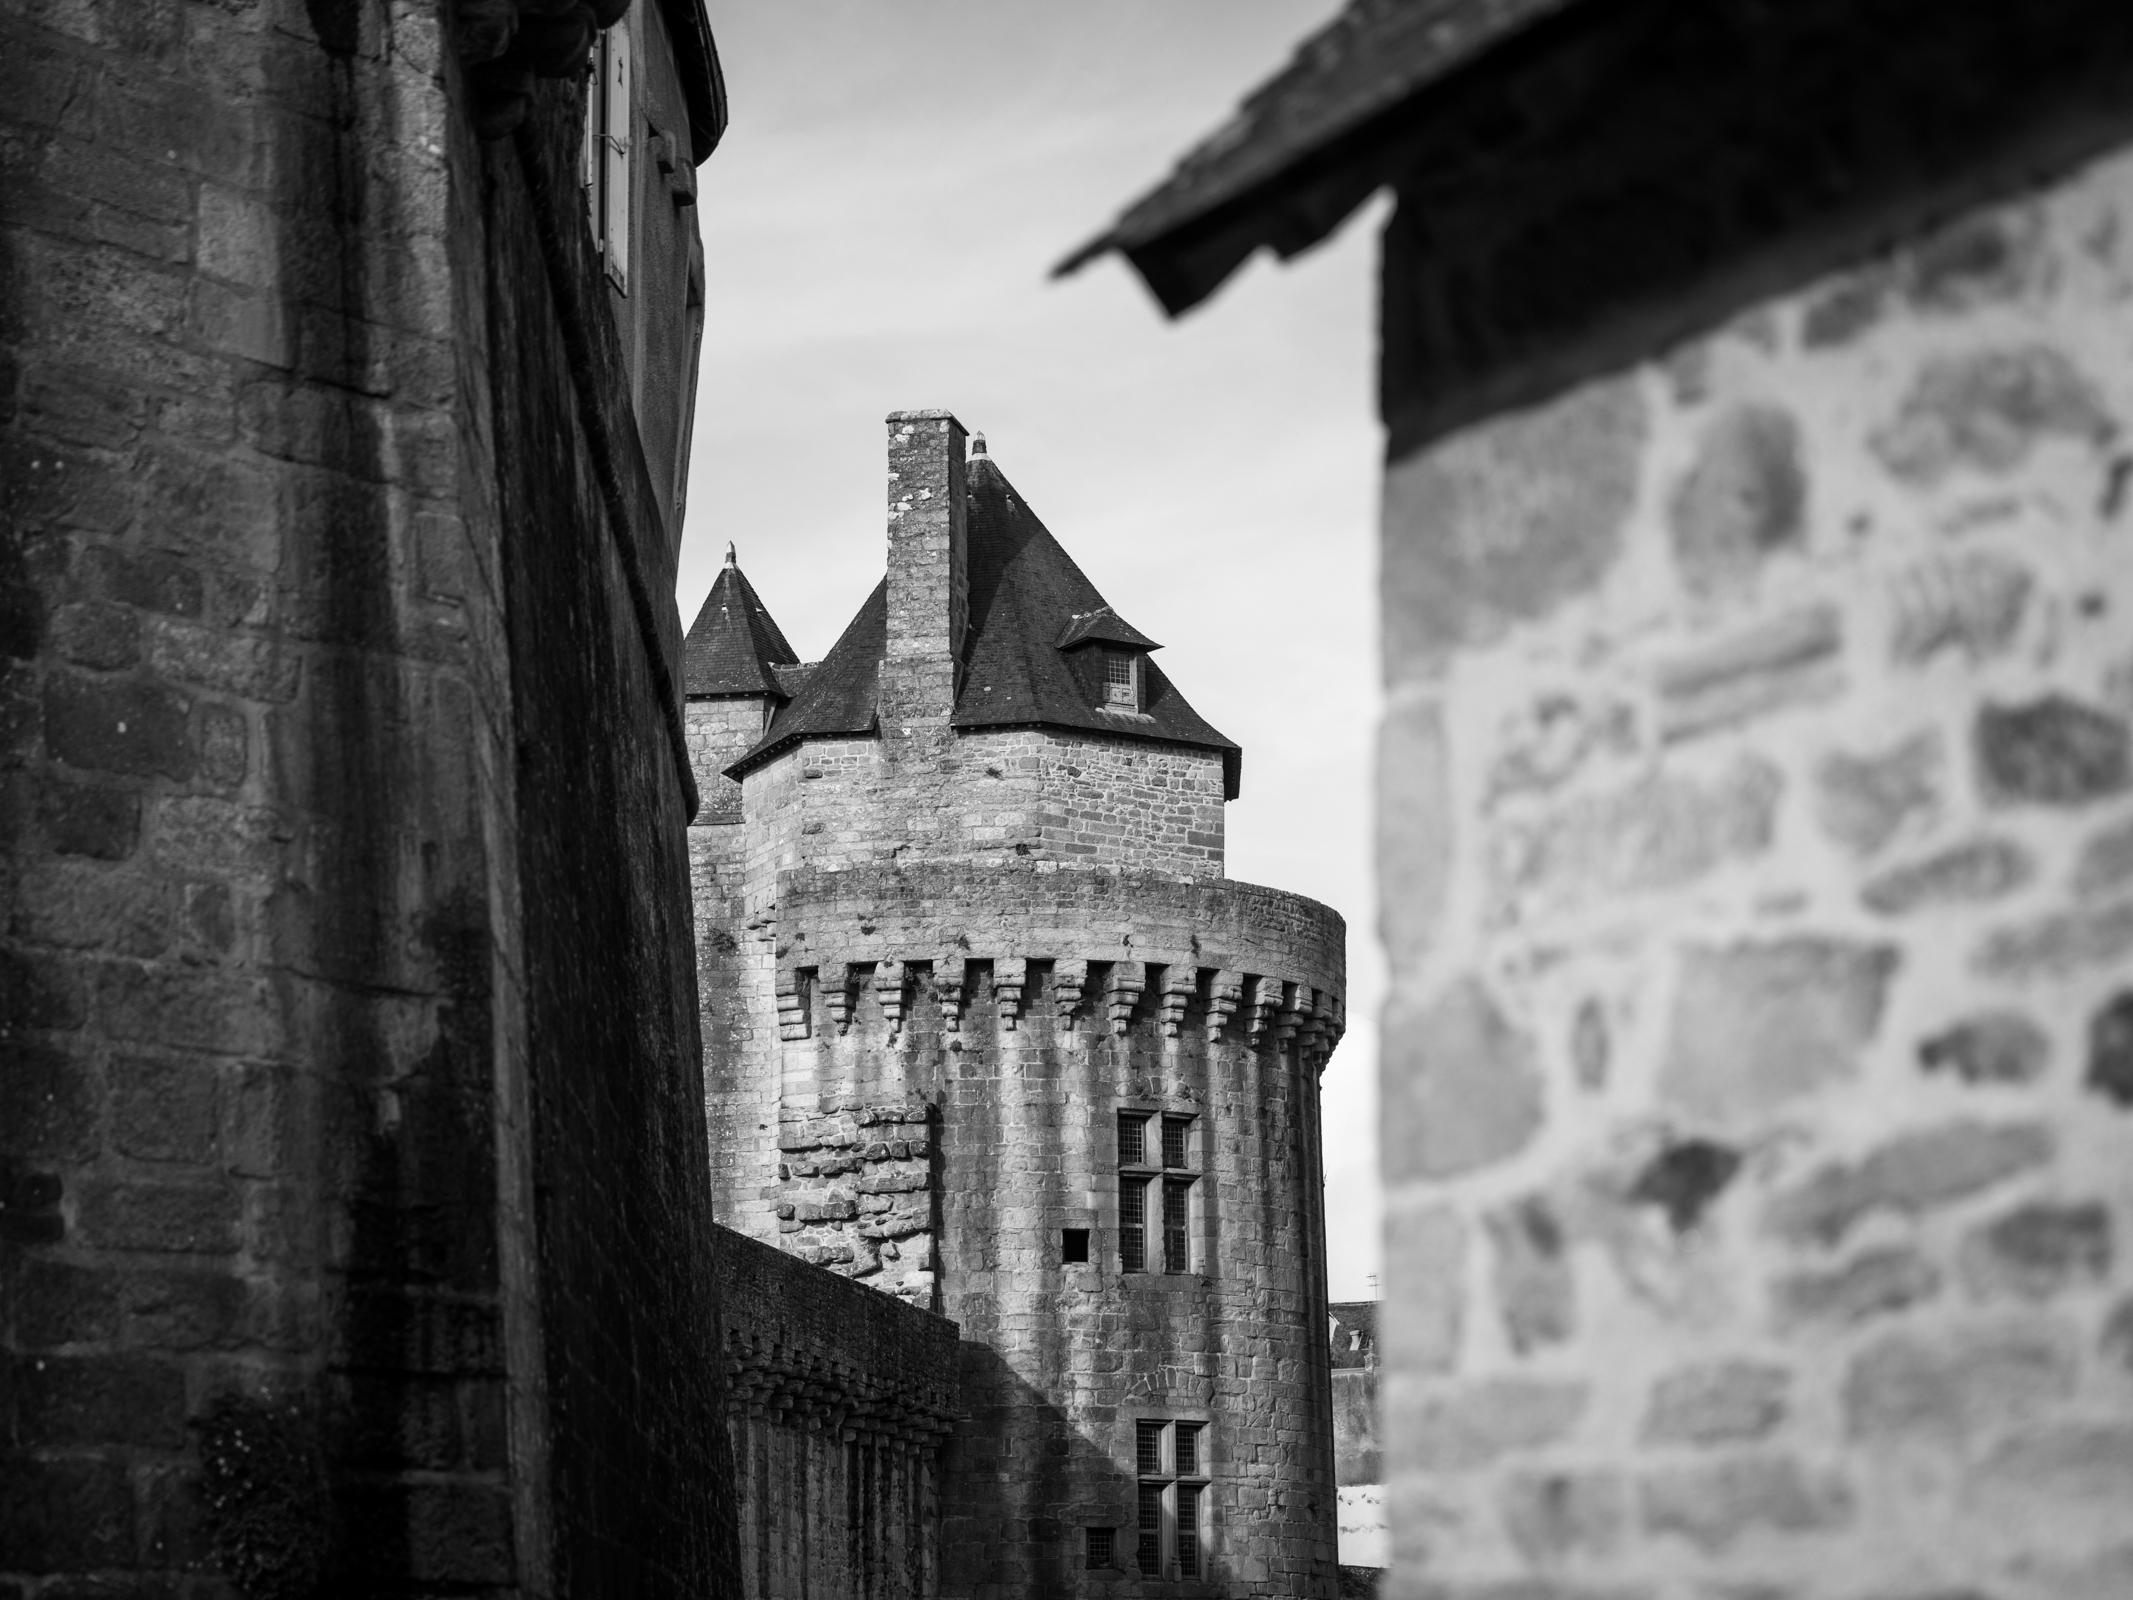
<box><xmin>879</xmin><ymin>408</ymin><xmax>969</xmax><ymax>739</ymax></box>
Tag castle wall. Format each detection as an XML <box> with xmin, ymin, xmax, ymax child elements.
<box><xmin>0</xmin><ymin>3</ymin><xmax>736</xmax><ymax>1594</ymax></box>
<box><xmin>1376</xmin><ymin>141</ymin><xmax>2133</xmax><ymax>1596</ymax></box>
<box><xmin>740</xmin><ymin>729</ymin><xmax>1227</xmax><ymax>884</ymax></box>
<box><xmin>715</xmin><ymin>1223</ymin><xmax>960</xmax><ymax>1600</ymax></box>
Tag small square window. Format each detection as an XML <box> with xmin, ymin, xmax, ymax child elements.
<box><xmin>1085</xmin><ymin>1527</ymin><xmax>1115</xmax><ymax>1570</ymax></box>
<box><xmin>1062</xmin><ymin>1227</ymin><xmax>1090</xmax><ymax>1264</ymax></box>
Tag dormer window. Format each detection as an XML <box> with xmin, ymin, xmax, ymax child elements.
<box><xmin>1103</xmin><ymin>649</ymin><xmax>1141</xmax><ymax>711</ymax></box>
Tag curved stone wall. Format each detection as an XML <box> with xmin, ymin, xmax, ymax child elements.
<box><xmin>705</xmin><ymin>861</ymin><xmax>1345</xmax><ymax>1596</ymax></box>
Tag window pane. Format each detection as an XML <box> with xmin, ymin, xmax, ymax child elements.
<box><xmin>1136</xmin><ymin>1420</ymin><xmax>1166</xmax><ymax>1477</ymax></box>
<box><xmin>1175</xmin><ymin>1422</ymin><xmax>1201</xmax><ymax>1477</ymax></box>
<box><xmin>1177</xmin><ymin>1485</ymin><xmax>1202</xmax><ymax>1577</ymax></box>
<box><xmin>1118</xmin><ymin>1113</ymin><xmax>1145</xmax><ymax>1167</ymax></box>
<box><xmin>1137</xmin><ymin>1484</ymin><xmax>1163</xmax><ymax>1574</ymax></box>
<box><xmin>1106</xmin><ymin>652</ymin><xmax>1134</xmax><ymax>688</ymax></box>
<box><xmin>1120</xmin><ymin>1178</ymin><xmax>1146</xmax><ymax>1273</ymax></box>
<box><xmin>1162</xmin><ymin>1114</ymin><xmax>1190</xmax><ymax>1169</ymax></box>
<box><xmin>1085</xmin><ymin>1528</ymin><xmax>1114</xmax><ymax>1570</ymax></box>
<box><xmin>1163</xmin><ymin>1179</ymin><xmax>1190</xmax><ymax>1274</ymax></box>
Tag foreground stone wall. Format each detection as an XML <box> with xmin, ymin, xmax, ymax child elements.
<box><xmin>0</xmin><ymin>2</ymin><xmax>736</xmax><ymax>1593</ymax></box>
<box><xmin>1378</xmin><ymin>145</ymin><xmax>2133</xmax><ymax>1597</ymax></box>
<box><xmin>716</xmin><ymin>1224</ymin><xmax>960</xmax><ymax>1600</ymax></box>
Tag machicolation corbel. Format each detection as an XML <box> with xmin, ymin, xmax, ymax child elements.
<box><xmin>1207</xmin><ymin>970</ymin><xmax>1244</xmax><ymax>1043</ymax></box>
<box><xmin>827</xmin><ymin>966</ymin><xmax>858</xmax><ymax>1034</ymax></box>
<box><xmin>995</xmin><ymin>957</ymin><xmax>1027</xmax><ymax>1028</ymax></box>
<box><xmin>776</xmin><ymin>968</ymin><xmax>812</xmax><ymax>1041</ymax></box>
<box><xmin>936</xmin><ymin>955</ymin><xmax>966</xmax><ymax>1031</ymax></box>
<box><xmin>1247</xmin><ymin>974</ymin><xmax>1281</xmax><ymax>1042</ymax></box>
<box><xmin>875</xmin><ymin>960</ymin><xmax>909</xmax><ymax>1037</ymax></box>
<box><xmin>1159</xmin><ymin>966</ymin><xmax>1197</xmax><ymax>1038</ymax></box>
<box><xmin>1054</xmin><ymin>958</ymin><xmax>1090</xmax><ymax>1029</ymax></box>
<box><xmin>1105</xmin><ymin>961</ymin><xmax>1146</xmax><ymax>1034</ymax></box>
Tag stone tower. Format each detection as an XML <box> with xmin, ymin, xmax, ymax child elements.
<box><xmin>685</xmin><ymin>411</ymin><xmax>1347</xmax><ymax>1597</ymax></box>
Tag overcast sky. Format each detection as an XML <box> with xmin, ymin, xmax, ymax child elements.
<box><xmin>680</xmin><ymin>1</ymin><xmax>1388</xmax><ymax>1299</ymax></box>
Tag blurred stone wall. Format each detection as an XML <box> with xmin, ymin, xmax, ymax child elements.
<box><xmin>1377</xmin><ymin>143</ymin><xmax>2133</xmax><ymax>1596</ymax></box>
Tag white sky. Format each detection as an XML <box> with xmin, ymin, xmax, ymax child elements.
<box><xmin>679</xmin><ymin>1</ymin><xmax>1387</xmax><ymax>1300</ymax></box>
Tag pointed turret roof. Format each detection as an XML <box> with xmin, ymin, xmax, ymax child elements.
<box><xmin>684</xmin><ymin>545</ymin><xmax>799</xmax><ymax>697</ymax></box>
<box><xmin>725</xmin><ymin>447</ymin><xmax>1241</xmax><ymax>795</ymax></box>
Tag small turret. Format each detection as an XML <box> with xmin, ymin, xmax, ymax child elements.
<box><xmin>682</xmin><ymin>545</ymin><xmax>800</xmax><ymax>823</ymax></box>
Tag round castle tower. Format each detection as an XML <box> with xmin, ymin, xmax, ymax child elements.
<box><xmin>685</xmin><ymin>412</ymin><xmax>1345</xmax><ymax>1598</ymax></box>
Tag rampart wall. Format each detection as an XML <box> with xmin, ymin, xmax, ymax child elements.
<box><xmin>715</xmin><ymin>1224</ymin><xmax>960</xmax><ymax>1600</ymax></box>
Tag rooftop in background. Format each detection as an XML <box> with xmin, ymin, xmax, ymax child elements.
<box><xmin>724</xmin><ymin>435</ymin><xmax>1241</xmax><ymax>794</ymax></box>
<box><xmin>1055</xmin><ymin>0</ymin><xmax>1577</xmax><ymax>314</ymax></box>
<box><xmin>1329</xmin><ymin>1299</ymin><xmax>1377</xmax><ymax>1369</ymax></box>
<box><xmin>683</xmin><ymin>545</ymin><xmax>799</xmax><ymax>697</ymax></box>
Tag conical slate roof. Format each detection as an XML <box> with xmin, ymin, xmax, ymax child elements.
<box><xmin>684</xmin><ymin>546</ymin><xmax>798</xmax><ymax>697</ymax></box>
<box><xmin>727</xmin><ymin>453</ymin><xmax>1241</xmax><ymax>796</ymax></box>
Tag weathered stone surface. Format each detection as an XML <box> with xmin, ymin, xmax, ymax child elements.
<box><xmin>1486</xmin><ymin>691</ymin><xmax>1638</xmax><ymax>800</ymax></box>
<box><xmin>1627</xmin><ymin>1138</ymin><xmax>1742</xmax><ymax>1233</ymax></box>
<box><xmin>1860</xmin><ymin>836</ymin><xmax>2034</xmax><ymax>915</ymax></box>
<box><xmin>1569</xmin><ymin>998</ymin><xmax>1609</xmax><ymax>1090</ymax></box>
<box><xmin>1382</xmin><ymin>374</ymin><xmax>1644</xmax><ymax>673</ymax></box>
<box><xmin>2088</xmin><ymin>991</ymin><xmax>2133</xmax><ymax>1108</ymax></box>
<box><xmin>1499</xmin><ymin>1469</ymin><xmax>1627</xmax><ymax>1563</ymax></box>
<box><xmin>1654</xmin><ymin>607</ymin><xmax>1843</xmax><ymax>741</ymax></box>
<box><xmin>1489</xmin><ymin>757</ymin><xmax>1779</xmax><ymax>917</ymax></box>
<box><xmin>1965</xmin><ymin>1424</ymin><xmax>2133</xmax><ymax>1536</ymax></box>
<box><xmin>1871</xmin><ymin>344</ymin><xmax>2115</xmax><ymax>485</ymax></box>
<box><xmin>1843</xmin><ymin>1323</ymin><xmax>2074</xmax><ymax>1444</ymax></box>
<box><xmin>1974</xmin><ymin>899</ymin><xmax>2133</xmax><ymax>980</ymax></box>
<box><xmin>1917</xmin><ymin>1010</ymin><xmax>2051</xmax><ymax>1085</ymax></box>
<box><xmin>1639</xmin><ymin>1455</ymin><xmax>1852</xmax><ymax>1552</ymax></box>
<box><xmin>1384</xmin><ymin>1203</ymin><xmax>1466</xmax><ymax>1374</ymax></box>
<box><xmin>1766</xmin><ymin>1120</ymin><xmax>2053</xmax><ymax>1246</ymax></box>
<box><xmin>1669</xmin><ymin>403</ymin><xmax>1808</xmax><ymax>595</ymax></box>
<box><xmin>1772</xmin><ymin>1247</ymin><xmax>1942</xmax><ymax>1329</ymax></box>
<box><xmin>1660</xmin><ymin>938</ymin><xmax>1898</xmax><ymax>1131</ymax></box>
<box><xmin>1977</xmin><ymin>695</ymin><xmax>2131</xmax><ymax>807</ymax></box>
<box><xmin>1906</xmin><ymin>207</ymin><xmax>2042</xmax><ymax>311</ymax></box>
<box><xmin>2102</xmin><ymin>1296</ymin><xmax>2133</xmax><ymax>1374</ymax></box>
<box><xmin>1815</xmin><ymin>730</ymin><xmax>1943</xmax><ymax>856</ymax></box>
<box><xmin>1641</xmin><ymin>1361</ymin><xmax>1790</xmax><ymax>1446</ymax></box>
<box><xmin>1381</xmin><ymin>694</ymin><xmax>1453</xmax><ymax>982</ymax></box>
<box><xmin>1383</xmin><ymin>978</ymin><xmax>1544</xmax><ymax>1181</ymax></box>
<box><xmin>1960</xmin><ymin>1202</ymin><xmax>2111</xmax><ymax>1300</ymax></box>
<box><xmin>1394</xmin><ymin>1376</ymin><xmax>1590</xmax><ymax>1472</ymax></box>
<box><xmin>1485</xmin><ymin>1196</ymin><xmax>1575</xmax><ymax>1354</ymax></box>
<box><xmin>2073</xmin><ymin>812</ymin><xmax>2133</xmax><ymax>900</ymax></box>
<box><xmin>1887</xmin><ymin>550</ymin><xmax>2031</xmax><ymax>665</ymax></box>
